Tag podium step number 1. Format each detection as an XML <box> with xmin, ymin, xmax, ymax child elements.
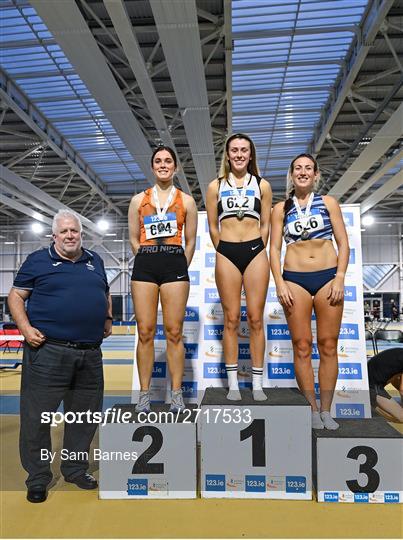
<box><xmin>201</xmin><ymin>388</ymin><xmax>312</xmax><ymax>499</ymax></box>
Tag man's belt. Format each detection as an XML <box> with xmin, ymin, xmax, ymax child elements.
<box><xmin>45</xmin><ymin>337</ymin><xmax>101</xmax><ymax>350</ymax></box>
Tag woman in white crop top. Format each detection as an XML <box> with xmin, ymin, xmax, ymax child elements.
<box><xmin>206</xmin><ymin>133</ymin><xmax>272</xmax><ymax>401</ymax></box>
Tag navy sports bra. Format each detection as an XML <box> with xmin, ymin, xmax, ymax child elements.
<box><xmin>217</xmin><ymin>174</ymin><xmax>261</xmax><ymax>222</ymax></box>
<box><xmin>284</xmin><ymin>193</ymin><xmax>333</xmax><ymax>245</ymax></box>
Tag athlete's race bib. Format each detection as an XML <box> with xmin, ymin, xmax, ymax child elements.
<box><xmin>144</xmin><ymin>212</ymin><xmax>178</xmax><ymax>240</ymax></box>
<box><xmin>287</xmin><ymin>210</ymin><xmax>325</xmax><ymax>237</ymax></box>
<box><xmin>221</xmin><ymin>189</ymin><xmax>255</xmax><ymax>213</ymax></box>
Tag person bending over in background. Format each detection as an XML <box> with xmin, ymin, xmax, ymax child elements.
<box><xmin>367</xmin><ymin>347</ymin><xmax>403</xmax><ymax>422</ymax></box>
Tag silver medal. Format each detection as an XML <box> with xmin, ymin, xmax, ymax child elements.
<box><xmin>229</xmin><ymin>173</ymin><xmax>250</xmax><ymax>220</ymax></box>
<box><xmin>292</xmin><ymin>193</ymin><xmax>314</xmax><ymax>240</ymax></box>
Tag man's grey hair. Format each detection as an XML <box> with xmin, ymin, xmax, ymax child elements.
<box><xmin>52</xmin><ymin>209</ymin><xmax>83</xmax><ymax>234</ymax></box>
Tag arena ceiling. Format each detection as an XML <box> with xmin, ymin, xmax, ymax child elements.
<box><xmin>0</xmin><ymin>0</ymin><xmax>402</xmax><ymax>237</ymax></box>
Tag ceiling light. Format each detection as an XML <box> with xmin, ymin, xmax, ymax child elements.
<box><xmin>97</xmin><ymin>219</ymin><xmax>110</xmax><ymax>232</ymax></box>
<box><xmin>361</xmin><ymin>215</ymin><xmax>374</xmax><ymax>227</ymax></box>
<box><xmin>31</xmin><ymin>222</ymin><xmax>44</xmax><ymax>234</ymax></box>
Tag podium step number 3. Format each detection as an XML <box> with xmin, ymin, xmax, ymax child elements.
<box><xmin>314</xmin><ymin>418</ymin><xmax>403</xmax><ymax>503</ymax></box>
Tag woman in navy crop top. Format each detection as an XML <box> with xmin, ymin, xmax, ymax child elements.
<box><xmin>270</xmin><ymin>154</ymin><xmax>350</xmax><ymax>430</ymax></box>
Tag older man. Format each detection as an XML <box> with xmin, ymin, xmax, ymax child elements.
<box><xmin>8</xmin><ymin>209</ymin><xmax>112</xmax><ymax>503</ymax></box>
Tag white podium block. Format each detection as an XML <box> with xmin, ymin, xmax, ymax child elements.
<box><xmin>99</xmin><ymin>404</ymin><xmax>197</xmax><ymax>499</ymax></box>
<box><xmin>200</xmin><ymin>387</ymin><xmax>312</xmax><ymax>499</ymax></box>
<box><xmin>314</xmin><ymin>417</ymin><xmax>403</xmax><ymax>503</ymax></box>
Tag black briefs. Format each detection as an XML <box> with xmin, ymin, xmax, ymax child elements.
<box><xmin>216</xmin><ymin>237</ymin><xmax>265</xmax><ymax>275</ymax></box>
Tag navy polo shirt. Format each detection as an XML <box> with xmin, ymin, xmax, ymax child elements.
<box><xmin>13</xmin><ymin>244</ymin><xmax>109</xmax><ymax>343</ymax></box>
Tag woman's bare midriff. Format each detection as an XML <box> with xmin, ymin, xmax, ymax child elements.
<box><xmin>219</xmin><ymin>217</ymin><xmax>261</xmax><ymax>242</ymax></box>
<box><xmin>284</xmin><ymin>239</ymin><xmax>338</xmax><ymax>272</ymax></box>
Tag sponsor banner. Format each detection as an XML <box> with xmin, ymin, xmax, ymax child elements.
<box><xmin>320</xmin><ymin>491</ymin><xmax>402</xmax><ymax>504</ymax></box>
<box><xmin>238</xmin><ymin>343</ymin><xmax>250</xmax><ymax>360</ymax></box>
<box><xmin>335</xmin><ymin>403</ymin><xmax>365</xmax><ymax>418</ymax></box>
<box><xmin>268</xmin><ymin>363</ymin><xmax>295</xmax><ymax>379</ymax></box>
<box><xmin>152</xmin><ymin>362</ymin><xmax>166</xmax><ymax>378</ymax></box>
<box><xmin>184</xmin><ymin>307</ymin><xmax>199</xmax><ymax>322</ymax></box>
<box><xmin>245</xmin><ymin>475</ymin><xmax>266</xmax><ymax>493</ymax></box>
<box><xmin>184</xmin><ymin>343</ymin><xmax>198</xmax><ymax>360</ymax></box>
<box><xmin>189</xmin><ymin>271</ymin><xmax>200</xmax><ymax>286</ymax></box>
<box><xmin>127</xmin><ymin>479</ymin><xmax>148</xmax><ymax>496</ymax></box>
<box><xmin>204</xmin><ymin>288</ymin><xmax>220</xmax><ymax>303</ymax></box>
<box><xmin>181</xmin><ymin>381</ymin><xmax>198</xmax><ymax>399</ymax></box>
<box><xmin>203</xmin><ymin>342</ymin><xmax>223</xmax><ymax>358</ymax></box>
<box><xmin>205</xmin><ymin>474</ymin><xmax>225</xmax><ymax>492</ymax></box>
<box><xmin>205</xmin><ymin>252</ymin><xmax>216</xmax><ymax>267</ymax></box>
<box><xmin>204</xmin><ymin>325</ymin><xmax>224</xmax><ymax>341</ymax></box>
<box><xmin>338</xmin><ymin>363</ymin><xmax>362</xmax><ymax>380</ymax></box>
<box><xmin>342</xmin><ymin>212</ymin><xmax>354</xmax><ymax>228</ymax></box>
<box><xmin>203</xmin><ymin>362</ymin><xmax>226</xmax><ymax>379</ymax></box>
<box><xmin>267</xmin><ymin>324</ymin><xmax>291</xmax><ymax>340</ymax></box>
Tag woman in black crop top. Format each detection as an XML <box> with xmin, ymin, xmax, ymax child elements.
<box><xmin>206</xmin><ymin>133</ymin><xmax>272</xmax><ymax>401</ymax></box>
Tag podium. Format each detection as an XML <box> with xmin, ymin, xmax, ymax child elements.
<box><xmin>200</xmin><ymin>387</ymin><xmax>312</xmax><ymax>499</ymax></box>
<box><xmin>313</xmin><ymin>417</ymin><xmax>403</xmax><ymax>503</ymax></box>
<box><xmin>99</xmin><ymin>404</ymin><xmax>197</xmax><ymax>499</ymax></box>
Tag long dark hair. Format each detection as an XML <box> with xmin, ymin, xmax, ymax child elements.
<box><xmin>151</xmin><ymin>145</ymin><xmax>178</xmax><ymax>168</ymax></box>
<box><xmin>283</xmin><ymin>153</ymin><xmax>320</xmax><ymax>224</ymax></box>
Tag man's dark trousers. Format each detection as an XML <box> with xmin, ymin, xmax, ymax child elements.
<box><xmin>20</xmin><ymin>341</ymin><xmax>103</xmax><ymax>488</ymax></box>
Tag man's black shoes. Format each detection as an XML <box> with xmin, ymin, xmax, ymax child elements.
<box><xmin>65</xmin><ymin>473</ymin><xmax>98</xmax><ymax>490</ymax></box>
<box><xmin>26</xmin><ymin>474</ymin><xmax>97</xmax><ymax>501</ymax></box>
<box><xmin>27</xmin><ymin>486</ymin><xmax>47</xmax><ymax>503</ymax></box>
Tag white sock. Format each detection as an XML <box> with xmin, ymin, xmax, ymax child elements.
<box><xmin>252</xmin><ymin>367</ymin><xmax>267</xmax><ymax>400</ymax></box>
<box><xmin>252</xmin><ymin>367</ymin><xmax>263</xmax><ymax>390</ymax></box>
<box><xmin>320</xmin><ymin>411</ymin><xmax>339</xmax><ymax>430</ymax></box>
<box><xmin>226</xmin><ymin>364</ymin><xmax>239</xmax><ymax>391</ymax></box>
<box><xmin>226</xmin><ymin>364</ymin><xmax>241</xmax><ymax>400</ymax></box>
<box><xmin>312</xmin><ymin>411</ymin><xmax>324</xmax><ymax>429</ymax></box>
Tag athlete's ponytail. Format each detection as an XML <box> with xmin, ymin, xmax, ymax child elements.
<box><xmin>283</xmin><ymin>188</ymin><xmax>295</xmax><ymax>226</ymax></box>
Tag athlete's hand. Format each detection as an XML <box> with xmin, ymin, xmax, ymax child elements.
<box><xmin>276</xmin><ymin>282</ymin><xmax>294</xmax><ymax>309</ymax></box>
<box><xmin>22</xmin><ymin>325</ymin><xmax>46</xmax><ymax>348</ymax></box>
<box><xmin>327</xmin><ymin>276</ymin><xmax>344</xmax><ymax>306</ymax></box>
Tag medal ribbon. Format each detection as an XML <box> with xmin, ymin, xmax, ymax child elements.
<box><xmin>229</xmin><ymin>173</ymin><xmax>250</xmax><ymax>209</ymax></box>
<box><xmin>152</xmin><ymin>185</ymin><xmax>176</xmax><ymax>221</ymax></box>
<box><xmin>292</xmin><ymin>192</ymin><xmax>314</xmax><ymax>231</ymax></box>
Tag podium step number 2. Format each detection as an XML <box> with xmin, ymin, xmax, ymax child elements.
<box><xmin>99</xmin><ymin>405</ymin><xmax>197</xmax><ymax>499</ymax></box>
